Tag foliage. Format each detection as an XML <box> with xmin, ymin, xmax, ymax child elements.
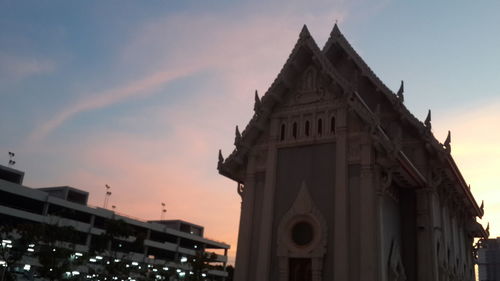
<box><xmin>185</xmin><ymin>251</ymin><xmax>217</xmax><ymax>281</ymax></box>
<box><xmin>87</xmin><ymin>219</ymin><xmax>144</xmax><ymax>281</ymax></box>
<box><xmin>35</xmin><ymin>223</ymin><xmax>84</xmax><ymax>281</ymax></box>
<box><xmin>225</xmin><ymin>265</ymin><xmax>234</xmax><ymax>281</ymax></box>
<box><xmin>0</xmin><ymin>223</ymin><xmax>38</xmax><ymax>281</ymax></box>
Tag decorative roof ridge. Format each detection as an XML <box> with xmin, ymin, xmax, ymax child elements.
<box><xmin>219</xmin><ymin>24</ymin><xmax>329</xmax><ymax>176</ymax></box>
<box><xmin>323</xmin><ymin>25</ymin><xmax>453</xmax><ymax>158</ymax></box>
<box><xmin>323</xmin><ymin>24</ymin><xmax>397</xmax><ymax>102</ymax></box>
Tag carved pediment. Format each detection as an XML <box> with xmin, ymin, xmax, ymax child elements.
<box><xmin>282</xmin><ymin>66</ymin><xmax>336</xmax><ymax>108</ymax></box>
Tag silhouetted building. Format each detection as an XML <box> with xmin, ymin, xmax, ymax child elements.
<box><xmin>0</xmin><ymin>164</ymin><xmax>229</xmax><ymax>280</ymax></box>
<box><xmin>478</xmin><ymin>238</ymin><xmax>500</xmax><ymax>281</ymax></box>
<box><xmin>217</xmin><ymin>24</ymin><xmax>487</xmax><ymax>281</ymax></box>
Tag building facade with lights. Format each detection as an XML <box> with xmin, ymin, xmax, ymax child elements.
<box><xmin>217</xmin><ymin>24</ymin><xmax>487</xmax><ymax>281</ymax></box>
<box><xmin>478</xmin><ymin>238</ymin><xmax>500</xmax><ymax>281</ymax></box>
<box><xmin>0</xmin><ymin>164</ymin><xmax>229</xmax><ymax>280</ymax></box>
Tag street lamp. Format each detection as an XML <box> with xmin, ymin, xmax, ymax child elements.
<box><xmin>161</xmin><ymin>203</ymin><xmax>166</xmax><ymax>220</ymax></box>
<box><xmin>103</xmin><ymin>185</ymin><xmax>112</xmax><ymax>208</ymax></box>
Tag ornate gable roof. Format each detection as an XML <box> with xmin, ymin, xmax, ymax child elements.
<box><xmin>321</xmin><ymin>24</ymin><xmax>483</xmax><ymax>217</ymax></box>
<box><xmin>218</xmin><ymin>25</ymin><xmax>351</xmax><ymax>181</ymax></box>
<box><xmin>217</xmin><ymin>24</ymin><xmax>483</xmax><ymax>220</ymax></box>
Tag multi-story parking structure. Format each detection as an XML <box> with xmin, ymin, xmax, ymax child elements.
<box><xmin>0</xmin><ymin>164</ymin><xmax>229</xmax><ymax>280</ymax></box>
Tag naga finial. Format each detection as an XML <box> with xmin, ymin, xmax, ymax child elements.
<box><xmin>396</xmin><ymin>80</ymin><xmax>404</xmax><ymax>102</ymax></box>
<box><xmin>218</xmin><ymin>149</ymin><xmax>224</xmax><ymax>165</ymax></box>
<box><xmin>480</xmin><ymin>200</ymin><xmax>484</xmax><ymax>212</ymax></box>
<box><xmin>424</xmin><ymin>109</ymin><xmax>431</xmax><ymax>130</ymax></box>
<box><xmin>234</xmin><ymin>125</ymin><xmax>242</xmax><ymax>146</ymax></box>
<box><xmin>254</xmin><ymin>90</ymin><xmax>261</xmax><ymax>113</ymax></box>
<box><xmin>444</xmin><ymin>130</ymin><xmax>451</xmax><ymax>153</ymax></box>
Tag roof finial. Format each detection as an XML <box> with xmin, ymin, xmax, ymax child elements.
<box><xmin>254</xmin><ymin>90</ymin><xmax>261</xmax><ymax>113</ymax></box>
<box><xmin>234</xmin><ymin>125</ymin><xmax>242</xmax><ymax>146</ymax></box>
<box><xmin>486</xmin><ymin>222</ymin><xmax>490</xmax><ymax>235</ymax></box>
<box><xmin>424</xmin><ymin>109</ymin><xmax>431</xmax><ymax>130</ymax></box>
<box><xmin>444</xmin><ymin>130</ymin><xmax>451</xmax><ymax>153</ymax></box>
<box><xmin>396</xmin><ymin>80</ymin><xmax>404</xmax><ymax>102</ymax></box>
<box><xmin>480</xmin><ymin>200</ymin><xmax>484</xmax><ymax>212</ymax></box>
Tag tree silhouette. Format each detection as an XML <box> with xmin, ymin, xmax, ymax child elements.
<box><xmin>0</xmin><ymin>223</ymin><xmax>37</xmax><ymax>281</ymax></box>
<box><xmin>36</xmin><ymin>224</ymin><xmax>82</xmax><ymax>281</ymax></box>
<box><xmin>186</xmin><ymin>251</ymin><xmax>217</xmax><ymax>281</ymax></box>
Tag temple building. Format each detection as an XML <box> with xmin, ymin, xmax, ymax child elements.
<box><xmin>217</xmin><ymin>24</ymin><xmax>488</xmax><ymax>281</ymax></box>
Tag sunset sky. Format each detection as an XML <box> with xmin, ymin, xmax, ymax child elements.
<box><xmin>1</xmin><ymin>0</ymin><xmax>499</xmax><ymax>263</ymax></box>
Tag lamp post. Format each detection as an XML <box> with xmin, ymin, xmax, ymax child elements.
<box><xmin>104</xmin><ymin>185</ymin><xmax>112</xmax><ymax>208</ymax></box>
<box><xmin>161</xmin><ymin>203</ymin><xmax>166</xmax><ymax>220</ymax></box>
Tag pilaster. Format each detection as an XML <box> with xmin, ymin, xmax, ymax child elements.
<box><xmin>359</xmin><ymin>134</ymin><xmax>378</xmax><ymax>281</ymax></box>
<box><xmin>233</xmin><ymin>153</ymin><xmax>257</xmax><ymax>281</ymax></box>
<box><xmin>255</xmin><ymin>118</ymin><xmax>279</xmax><ymax>281</ymax></box>
<box><xmin>333</xmin><ymin>106</ymin><xmax>348</xmax><ymax>280</ymax></box>
<box><xmin>416</xmin><ymin>188</ymin><xmax>439</xmax><ymax>281</ymax></box>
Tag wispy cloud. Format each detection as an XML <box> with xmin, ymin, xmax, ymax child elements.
<box><xmin>27</xmin><ymin>64</ymin><xmax>201</xmax><ymax>144</ymax></box>
<box><xmin>0</xmin><ymin>52</ymin><xmax>56</xmax><ymax>81</ymax></box>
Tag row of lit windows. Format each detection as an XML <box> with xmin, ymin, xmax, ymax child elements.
<box><xmin>280</xmin><ymin>116</ymin><xmax>336</xmax><ymax>141</ymax></box>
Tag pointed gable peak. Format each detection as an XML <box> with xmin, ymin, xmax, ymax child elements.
<box><xmin>331</xmin><ymin>22</ymin><xmax>342</xmax><ymax>37</ymax></box>
<box><xmin>322</xmin><ymin>22</ymin><xmax>343</xmax><ymax>51</ymax></box>
<box><xmin>299</xmin><ymin>24</ymin><xmax>312</xmax><ymax>39</ymax></box>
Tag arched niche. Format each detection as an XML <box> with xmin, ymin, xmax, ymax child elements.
<box><xmin>277</xmin><ymin>182</ymin><xmax>327</xmax><ymax>281</ymax></box>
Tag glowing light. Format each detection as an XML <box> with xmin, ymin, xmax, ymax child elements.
<box><xmin>75</xmin><ymin>252</ymin><xmax>83</xmax><ymax>257</ymax></box>
<box><xmin>180</xmin><ymin>256</ymin><xmax>187</xmax><ymax>263</ymax></box>
<box><xmin>131</xmin><ymin>262</ymin><xmax>139</xmax><ymax>266</ymax></box>
<box><xmin>163</xmin><ymin>267</ymin><xmax>169</xmax><ymax>271</ymax></box>
<box><xmin>23</xmin><ymin>264</ymin><xmax>31</xmax><ymax>271</ymax></box>
<box><xmin>96</xmin><ymin>256</ymin><xmax>103</xmax><ymax>260</ymax></box>
<box><xmin>27</xmin><ymin>248</ymin><xmax>34</xmax><ymax>252</ymax></box>
<box><xmin>89</xmin><ymin>258</ymin><xmax>97</xmax><ymax>263</ymax></box>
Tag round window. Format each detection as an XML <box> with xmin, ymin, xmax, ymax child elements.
<box><xmin>291</xmin><ymin>221</ymin><xmax>314</xmax><ymax>246</ymax></box>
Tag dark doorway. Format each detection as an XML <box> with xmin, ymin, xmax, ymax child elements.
<box><xmin>289</xmin><ymin>258</ymin><xmax>312</xmax><ymax>281</ymax></box>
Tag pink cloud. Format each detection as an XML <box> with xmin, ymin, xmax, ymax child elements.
<box><xmin>23</xmin><ymin>5</ymin><xmax>356</xmax><ymax>263</ymax></box>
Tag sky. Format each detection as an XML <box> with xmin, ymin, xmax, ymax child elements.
<box><xmin>1</xmin><ymin>0</ymin><xmax>500</xmax><ymax>264</ymax></box>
